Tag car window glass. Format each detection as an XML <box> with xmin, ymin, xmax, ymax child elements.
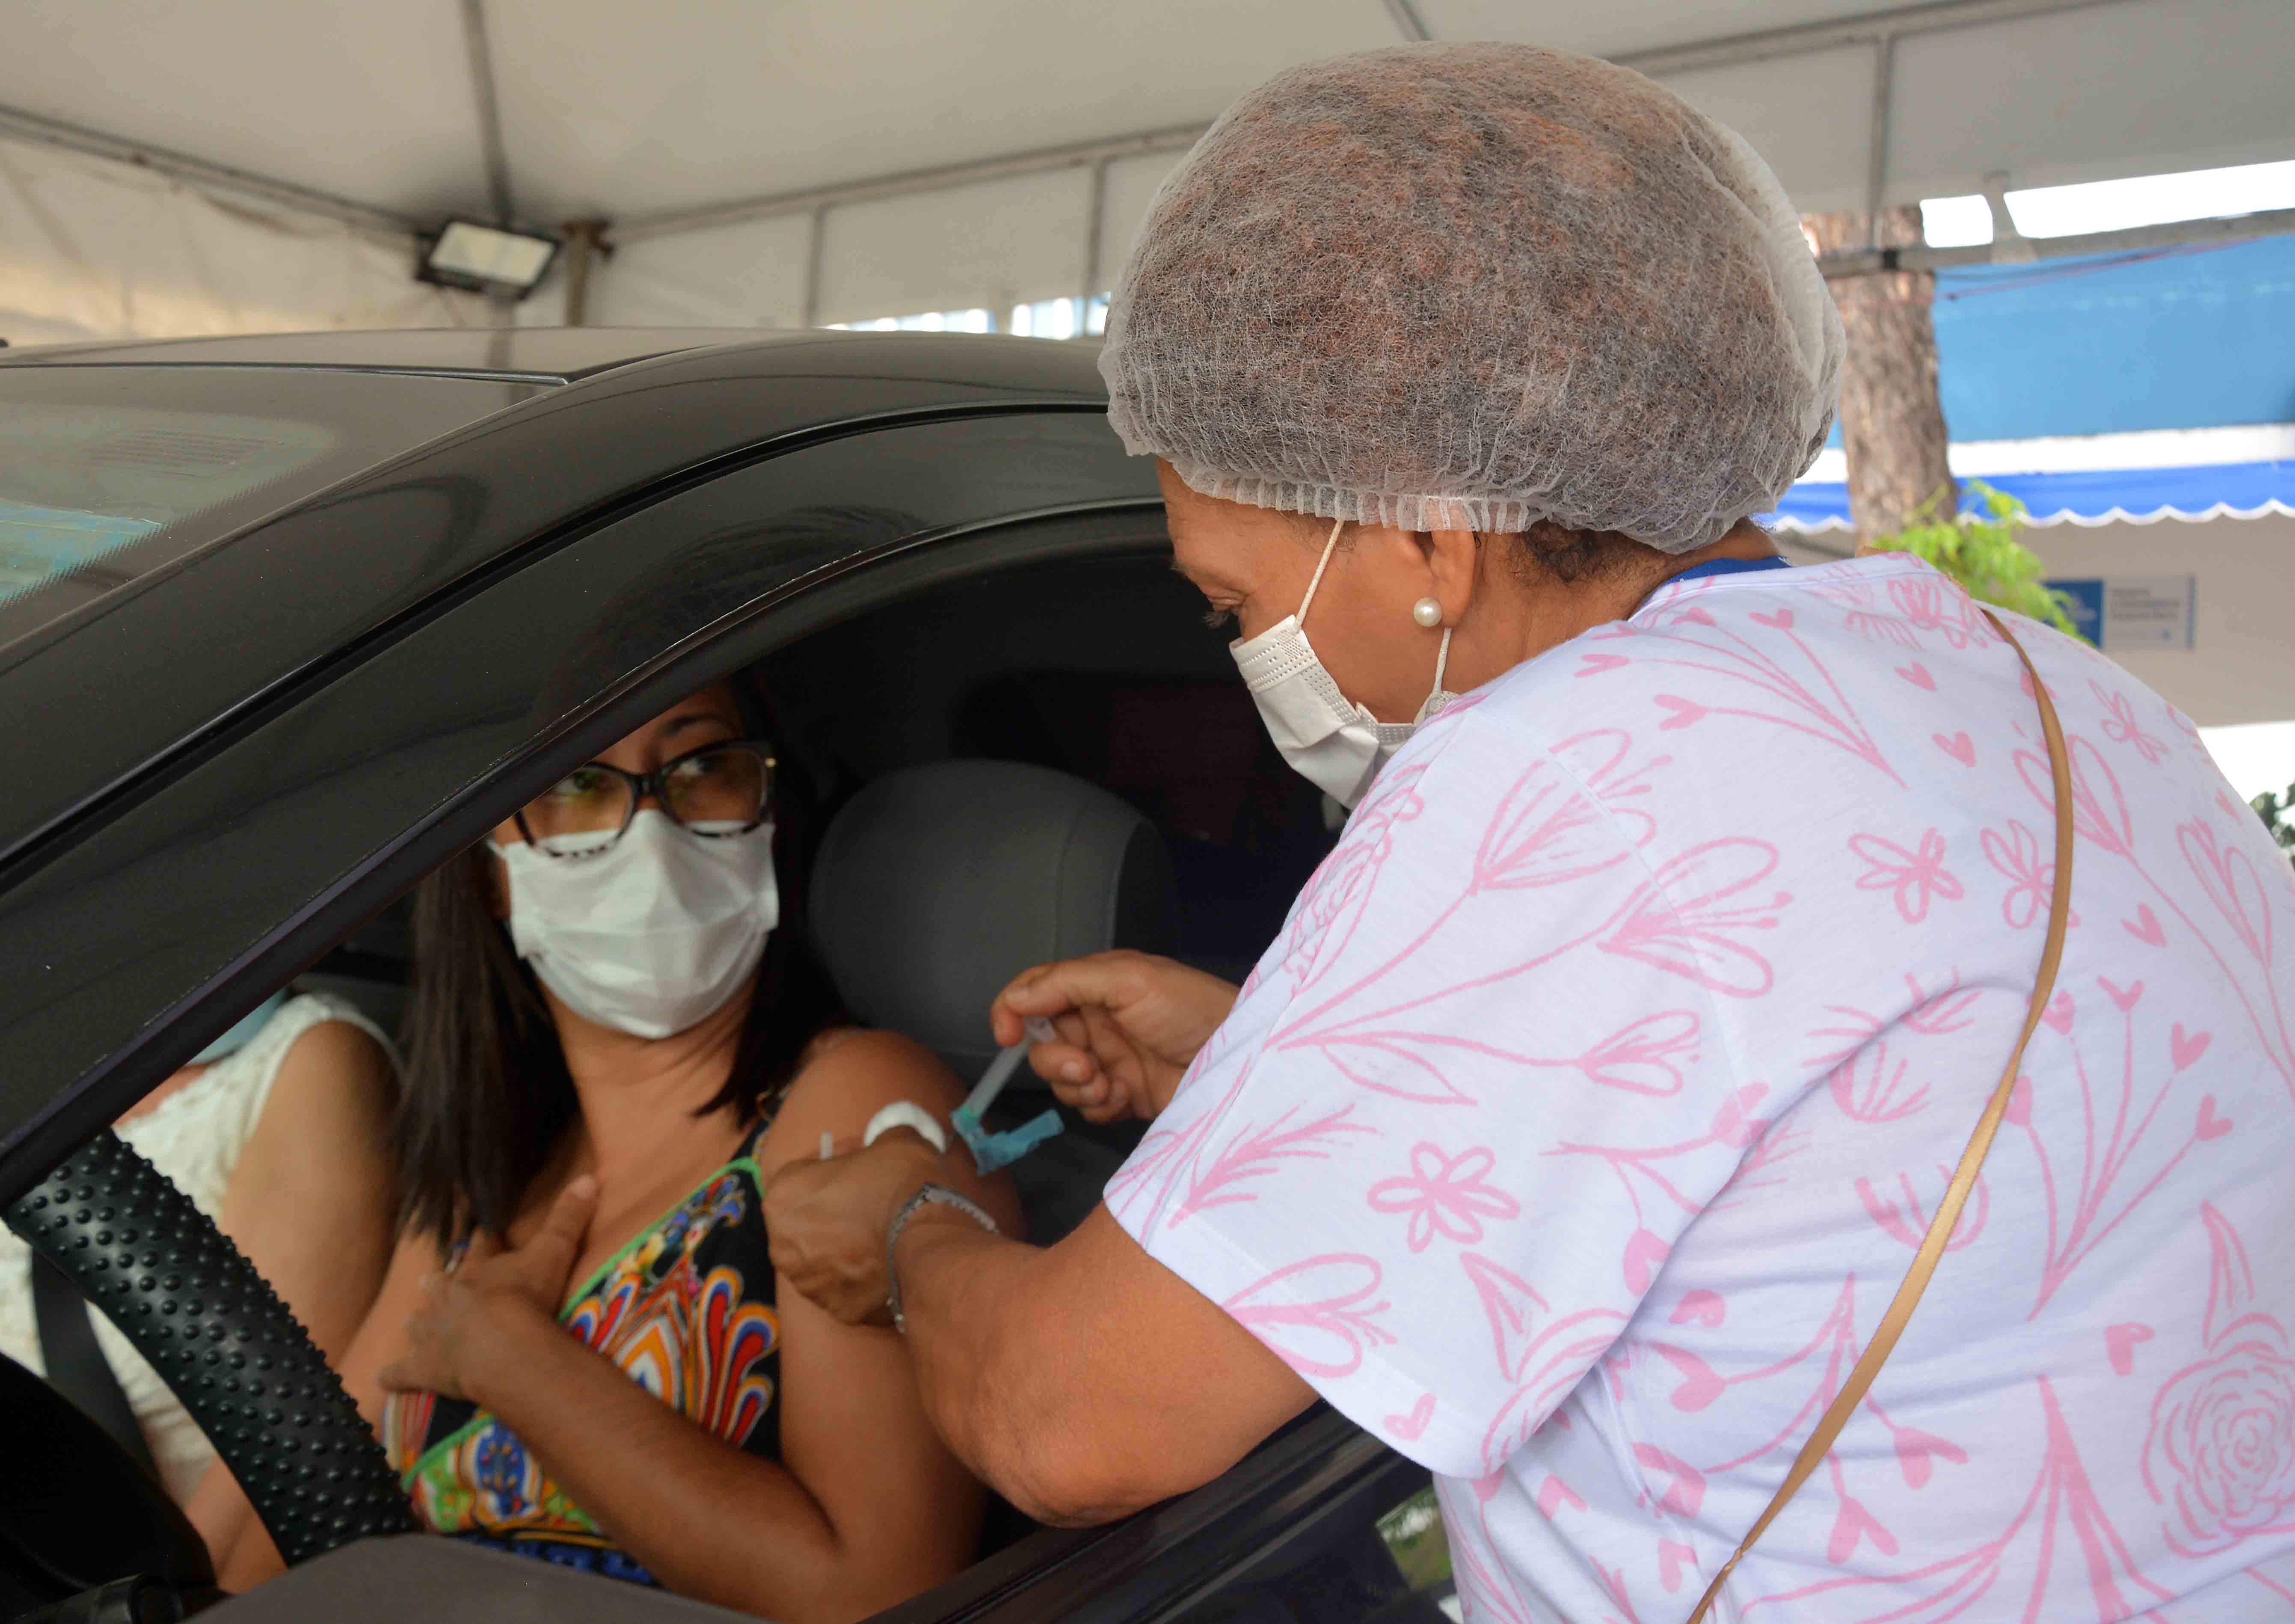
<box><xmin>1171</xmin><ymin>1471</ymin><xmax>1459</xmax><ymax>1624</ymax></box>
<box><xmin>0</xmin><ymin>415</ymin><xmax>1142</xmax><ymax>1167</ymax></box>
<box><xmin>0</xmin><ymin>367</ymin><xmax>547</xmax><ymax>652</ymax></box>
<box><xmin>1377</xmin><ymin>1487</ymin><xmax>1459</xmax><ymax>1618</ymax></box>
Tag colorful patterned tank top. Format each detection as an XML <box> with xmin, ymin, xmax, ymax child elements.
<box><xmin>384</xmin><ymin>1123</ymin><xmax>780</xmax><ymax>1585</ymax></box>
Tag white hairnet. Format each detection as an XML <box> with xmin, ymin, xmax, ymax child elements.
<box><xmin>1099</xmin><ymin>44</ymin><xmax>1844</xmax><ymax>553</ymax></box>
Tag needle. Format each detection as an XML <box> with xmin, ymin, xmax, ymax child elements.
<box><xmin>961</xmin><ymin>1016</ymin><xmax>1056</xmax><ymax>1120</ymax></box>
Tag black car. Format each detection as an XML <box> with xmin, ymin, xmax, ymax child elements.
<box><xmin>0</xmin><ymin>329</ymin><xmax>1457</xmax><ymax>1624</ymax></box>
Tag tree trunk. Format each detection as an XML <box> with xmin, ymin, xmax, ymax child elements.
<box><xmin>1805</xmin><ymin>205</ymin><xmax>1955</xmax><ymax>544</ymax></box>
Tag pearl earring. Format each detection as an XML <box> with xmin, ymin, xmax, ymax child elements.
<box><xmin>1411</xmin><ymin>596</ymin><xmax>1444</xmax><ymax>628</ymax></box>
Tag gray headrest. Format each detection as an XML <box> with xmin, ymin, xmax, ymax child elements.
<box><xmin>810</xmin><ymin>760</ymin><xmax>1179</xmax><ymax>1080</ymax></box>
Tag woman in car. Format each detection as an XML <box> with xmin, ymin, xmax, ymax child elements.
<box><xmin>760</xmin><ymin>43</ymin><xmax>2295</xmax><ymax>1624</ymax></box>
<box><xmin>0</xmin><ymin>992</ymin><xmax>398</xmax><ymax>1569</ymax></box>
<box><xmin>301</xmin><ymin>680</ymin><xmax>1015</xmax><ymax>1622</ymax></box>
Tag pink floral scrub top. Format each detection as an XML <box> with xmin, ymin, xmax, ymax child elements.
<box><xmin>1110</xmin><ymin>554</ymin><xmax>2295</xmax><ymax>1622</ymax></box>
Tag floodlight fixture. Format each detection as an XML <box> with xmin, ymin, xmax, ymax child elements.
<box><xmin>417</xmin><ymin>219</ymin><xmax>559</xmax><ymax>298</ymax></box>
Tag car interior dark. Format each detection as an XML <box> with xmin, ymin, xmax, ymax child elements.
<box><xmin>264</xmin><ymin>539</ymin><xmax>1387</xmax><ymax>1586</ymax></box>
<box><xmin>309</xmin><ymin>543</ymin><xmax>1344</xmax><ymax>1251</ymax></box>
<box><xmin>0</xmin><ymin>348</ymin><xmax>1454</xmax><ymax>1624</ymax></box>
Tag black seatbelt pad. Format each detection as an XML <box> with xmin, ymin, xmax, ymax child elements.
<box><xmin>30</xmin><ymin>1249</ymin><xmax>161</xmax><ymax>1482</ymax></box>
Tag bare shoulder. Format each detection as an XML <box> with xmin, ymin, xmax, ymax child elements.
<box><xmin>768</xmin><ymin>1028</ymin><xmax>964</xmax><ymax>1145</ymax></box>
<box><xmin>756</xmin><ymin>1028</ymin><xmax>1022</xmax><ymax>1233</ymax></box>
<box><xmin>265</xmin><ymin>1016</ymin><xmax>396</xmax><ymax>1121</ymax></box>
<box><xmin>236</xmin><ymin>1017</ymin><xmax>396</xmax><ymax>1183</ymax></box>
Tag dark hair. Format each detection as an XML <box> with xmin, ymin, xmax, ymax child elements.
<box><xmin>1286</xmin><ymin>510</ymin><xmax>1659</xmax><ymax>588</ymax></box>
<box><xmin>393</xmin><ymin>676</ymin><xmax>842</xmax><ymax>1246</ymax></box>
<box><xmin>1509</xmin><ymin>519</ymin><xmax>1660</xmax><ymax>586</ymax></box>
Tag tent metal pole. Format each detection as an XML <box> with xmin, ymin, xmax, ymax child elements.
<box><xmin>1863</xmin><ymin>33</ymin><xmax>1897</xmax><ymax>251</ymax></box>
<box><xmin>618</xmin><ymin>125</ymin><xmax>1208</xmax><ymax>243</ymax></box>
<box><xmin>561</xmin><ymin>220</ymin><xmax>610</xmax><ymax>326</ymax></box>
<box><xmin>0</xmin><ymin>100</ymin><xmax>417</xmax><ymax>236</ymax></box>
<box><xmin>618</xmin><ymin>0</ymin><xmax>2123</xmax><ymax>248</ymax></box>
<box><xmin>1818</xmin><ymin>204</ymin><xmax>2295</xmax><ymax>279</ymax></box>
<box><xmin>1610</xmin><ymin>0</ymin><xmax>2129</xmax><ymax>76</ymax></box>
<box><xmin>1382</xmin><ymin>0</ymin><xmax>1435</xmax><ymax>43</ymax></box>
<box><xmin>0</xmin><ymin>0</ymin><xmax>2147</xmax><ymax>265</ymax></box>
<box><xmin>1080</xmin><ymin>157</ymin><xmax>1109</xmax><ymax>314</ymax></box>
<box><xmin>460</xmin><ymin>0</ymin><xmax>517</xmax><ymax>228</ymax></box>
<box><xmin>1981</xmin><ymin>171</ymin><xmax>2037</xmax><ymax>263</ymax></box>
<box><xmin>801</xmin><ymin>206</ymin><xmax>828</xmax><ymax>329</ymax></box>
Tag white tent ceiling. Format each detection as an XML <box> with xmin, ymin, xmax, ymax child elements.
<box><xmin>0</xmin><ymin>0</ymin><xmax>2289</xmax><ymax>341</ymax></box>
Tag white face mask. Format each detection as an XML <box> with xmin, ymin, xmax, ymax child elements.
<box><xmin>1229</xmin><ymin>517</ymin><xmax>1456</xmax><ymax>808</ymax></box>
<box><xmin>492</xmin><ymin>810</ymin><xmax>779</xmax><ymax>1040</ymax></box>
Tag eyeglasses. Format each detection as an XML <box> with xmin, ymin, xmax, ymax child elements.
<box><xmin>514</xmin><ymin>740</ymin><xmax>777</xmax><ymax>858</ymax></box>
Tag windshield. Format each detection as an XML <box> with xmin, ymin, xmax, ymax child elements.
<box><xmin>0</xmin><ymin>365</ymin><xmax>549</xmax><ymax>651</ymax></box>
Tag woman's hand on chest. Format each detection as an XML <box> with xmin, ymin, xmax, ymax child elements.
<box><xmin>377</xmin><ymin>1175</ymin><xmax>599</xmax><ymax>1405</ymax></box>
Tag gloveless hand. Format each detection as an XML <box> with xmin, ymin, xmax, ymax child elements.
<box><xmin>378</xmin><ymin>1175</ymin><xmax>598</xmax><ymax>1402</ymax></box>
<box><xmin>762</xmin><ymin>1131</ymin><xmax>946</xmax><ymax>1326</ymax></box>
<box><xmin>991</xmin><ymin>951</ymin><xmax>1238</xmax><ymax>1123</ymax></box>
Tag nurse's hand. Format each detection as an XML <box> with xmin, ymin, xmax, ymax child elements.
<box><xmin>991</xmin><ymin>951</ymin><xmax>1237</xmax><ymax>1123</ymax></box>
<box><xmin>764</xmin><ymin>1132</ymin><xmax>947</xmax><ymax>1326</ymax></box>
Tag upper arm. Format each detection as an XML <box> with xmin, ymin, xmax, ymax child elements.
<box><xmin>332</xmin><ymin>1227</ymin><xmax>439</xmax><ymax>1433</ymax></box>
<box><xmin>760</xmin><ymin>1031</ymin><xmax>1017</xmax><ymax>1575</ymax></box>
<box><xmin>1092</xmin><ymin>722</ymin><xmax>1745</xmax><ymax>1476</ymax></box>
<box><xmin>981</xmin><ymin>1204</ymin><xmax>1316</xmax><ymax>1524</ymax></box>
<box><xmin>216</xmin><ymin>1018</ymin><xmax>400</xmax><ymax>1360</ymax></box>
<box><xmin>760</xmin><ymin>1029</ymin><xmax>1021</xmax><ymax>1234</ymax></box>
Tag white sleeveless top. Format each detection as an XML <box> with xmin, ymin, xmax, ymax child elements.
<box><xmin>0</xmin><ymin>993</ymin><xmax>391</xmax><ymax>1501</ymax></box>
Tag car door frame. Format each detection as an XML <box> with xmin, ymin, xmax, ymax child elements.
<box><xmin>0</xmin><ymin>406</ymin><xmax>1161</xmax><ymax>1195</ymax></box>
<box><xmin>881</xmin><ymin>1406</ymin><xmax>1435</xmax><ymax>1624</ymax></box>
<box><xmin>0</xmin><ymin>395</ymin><xmax>1444</xmax><ymax>1624</ymax></box>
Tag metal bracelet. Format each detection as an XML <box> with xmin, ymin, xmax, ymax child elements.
<box><xmin>885</xmin><ymin>1182</ymin><xmax>998</xmax><ymax>1335</ymax></box>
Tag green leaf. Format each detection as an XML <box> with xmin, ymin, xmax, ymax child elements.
<box><xmin>2255</xmin><ymin>785</ymin><xmax>2295</xmax><ymax>854</ymax></box>
<box><xmin>1864</xmin><ymin>480</ymin><xmax>2084</xmax><ymax>640</ymax></box>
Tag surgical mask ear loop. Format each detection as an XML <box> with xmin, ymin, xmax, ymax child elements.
<box><xmin>1295</xmin><ymin>517</ymin><xmax>1347</xmax><ymax>625</ymax></box>
<box><xmin>1411</xmin><ymin>625</ymin><xmax>1456</xmax><ymax>726</ymax></box>
<box><xmin>1302</xmin><ymin>516</ymin><xmax>1453</xmax><ymax>720</ymax></box>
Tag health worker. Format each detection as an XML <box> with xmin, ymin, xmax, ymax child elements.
<box><xmin>763</xmin><ymin>43</ymin><xmax>2295</xmax><ymax>1624</ymax></box>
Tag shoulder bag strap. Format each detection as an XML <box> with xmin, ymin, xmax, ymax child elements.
<box><xmin>1687</xmin><ymin>611</ymin><xmax>2075</xmax><ymax>1624</ymax></box>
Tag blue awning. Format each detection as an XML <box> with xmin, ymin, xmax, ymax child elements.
<box><xmin>1773</xmin><ymin>231</ymin><xmax>2295</xmax><ymax>530</ymax></box>
<box><xmin>1766</xmin><ymin>456</ymin><xmax>2295</xmax><ymax>532</ymax></box>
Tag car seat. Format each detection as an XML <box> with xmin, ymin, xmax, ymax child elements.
<box><xmin>809</xmin><ymin>759</ymin><xmax>1179</xmax><ymax>1243</ymax></box>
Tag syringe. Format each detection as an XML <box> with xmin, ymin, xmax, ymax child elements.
<box><xmin>951</xmin><ymin>1016</ymin><xmax>1064</xmax><ymax>1174</ymax></box>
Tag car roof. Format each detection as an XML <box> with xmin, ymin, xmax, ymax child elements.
<box><xmin>0</xmin><ymin>326</ymin><xmax>791</xmax><ymax>383</ymax></box>
<box><xmin>0</xmin><ymin>335</ymin><xmax>1157</xmax><ymax>1194</ymax></box>
<box><xmin>0</xmin><ymin>328</ymin><xmax>1118</xmax><ymax>887</ymax></box>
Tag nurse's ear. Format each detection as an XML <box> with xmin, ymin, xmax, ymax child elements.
<box><xmin>1415</xmin><ymin>527</ymin><xmax>1484</xmax><ymax>628</ymax></box>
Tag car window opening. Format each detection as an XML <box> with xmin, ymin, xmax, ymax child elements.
<box><xmin>13</xmin><ymin>529</ymin><xmax>1430</xmax><ymax>1621</ymax></box>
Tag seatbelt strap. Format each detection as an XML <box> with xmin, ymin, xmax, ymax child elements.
<box><xmin>1686</xmin><ymin>610</ymin><xmax>2076</xmax><ymax>1623</ymax></box>
<box><xmin>31</xmin><ymin>1248</ymin><xmax>162</xmax><ymax>1483</ymax></box>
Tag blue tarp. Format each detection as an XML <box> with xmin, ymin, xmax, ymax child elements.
<box><xmin>1932</xmin><ymin>234</ymin><xmax>2295</xmax><ymax>440</ymax></box>
<box><xmin>1783</xmin><ymin>232</ymin><xmax>2295</xmax><ymax>525</ymax></box>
